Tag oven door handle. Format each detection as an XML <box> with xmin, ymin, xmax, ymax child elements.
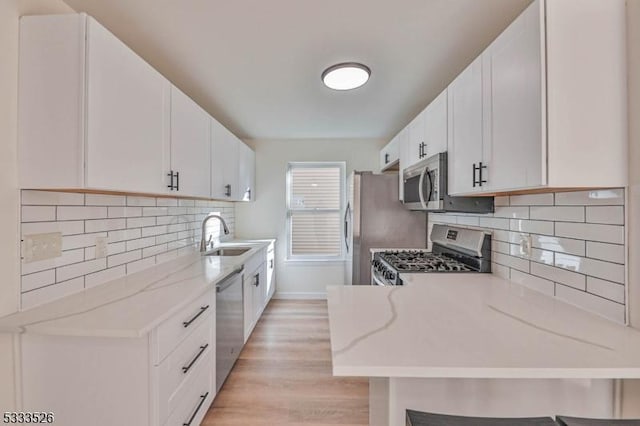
<box><xmin>418</xmin><ymin>165</ymin><xmax>429</xmax><ymax>210</ymax></box>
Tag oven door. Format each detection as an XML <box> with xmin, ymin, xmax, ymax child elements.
<box><xmin>403</xmin><ymin>159</ymin><xmax>442</xmax><ymax>211</ymax></box>
<box><xmin>371</xmin><ymin>266</ymin><xmax>388</xmax><ymax>286</ymax></box>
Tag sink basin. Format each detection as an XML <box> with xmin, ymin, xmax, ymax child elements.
<box><xmin>204</xmin><ymin>247</ymin><xmax>251</xmax><ymax>257</ymax></box>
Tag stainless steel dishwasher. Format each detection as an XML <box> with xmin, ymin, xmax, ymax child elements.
<box><xmin>216</xmin><ymin>267</ymin><xmax>244</xmax><ymax>393</ymax></box>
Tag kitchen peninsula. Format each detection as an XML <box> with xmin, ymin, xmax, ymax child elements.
<box><xmin>327</xmin><ymin>275</ymin><xmax>640</xmax><ymax>426</ymax></box>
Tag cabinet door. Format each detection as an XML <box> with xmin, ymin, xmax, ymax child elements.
<box><xmin>85</xmin><ymin>17</ymin><xmax>169</xmax><ymax>193</ymax></box>
<box><xmin>447</xmin><ymin>57</ymin><xmax>484</xmax><ymax>195</ymax></box>
<box><xmin>397</xmin><ymin>127</ymin><xmax>409</xmax><ymax>201</ymax></box>
<box><xmin>211</xmin><ymin>118</ymin><xmax>239</xmax><ymax>200</ymax></box>
<box><xmin>483</xmin><ymin>1</ymin><xmax>544</xmax><ymax>192</ymax></box>
<box><xmin>379</xmin><ymin>136</ymin><xmax>399</xmax><ymax>172</ymax></box>
<box><xmin>243</xmin><ymin>273</ymin><xmax>254</xmax><ymax>344</ymax></box>
<box><xmin>170</xmin><ymin>86</ymin><xmax>211</xmax><ymax>197</ymax></box>
<box><xmin>237</xmin><ymin>142</ymin><xmax>255</xmax><ymax>202</ymax></box>
<box><xmin>406</xmin><ymin>110</ymin><xmax>426</xmax><ymax>167</ymax></box>
<box><xmin>424</xmin><ymin>89</ymin><xmax>448</xmax><ymax>157</ymax></box>
<box><xmin>252</xmin><ymin>267</ymin><xmax>264</xmax><ymax>325</ymax></box>
<box><xmin>266</xmin><ymin>245</ymin><xmax>275</xmax><ymax>301</ymax></box>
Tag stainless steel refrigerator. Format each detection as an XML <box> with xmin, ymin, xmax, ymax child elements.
<box><xmin>344</xmin><ymin>171</ymin><xmax>427</xmax><ymax>285</ymax></box>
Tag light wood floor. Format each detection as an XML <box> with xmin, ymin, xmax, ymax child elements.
<box><xmin>202</xmin><ymin>300</ymin><xmax>369</xmax><ymax>425</ymax></box>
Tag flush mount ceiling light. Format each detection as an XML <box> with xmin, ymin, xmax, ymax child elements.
<box><xmin>321</xmin><ymin>62</ymin><xmax>371</xmax><ymax>91</ymax></box>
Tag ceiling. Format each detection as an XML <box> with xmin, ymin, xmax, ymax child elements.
<box><xmin>61</xmin><ymin>0</ymin><xmax>532</xmax><ymax>140</ymax></box>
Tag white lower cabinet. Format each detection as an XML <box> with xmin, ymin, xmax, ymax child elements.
<box><xmin>20</xmin><ymin>289</ymin><xmax>216</xmax><ymax>426</ymax></box>
<box><xmin>243</xmin><ymin>245</ymin><xmax>275</xmax><ymax>343</ymax></box>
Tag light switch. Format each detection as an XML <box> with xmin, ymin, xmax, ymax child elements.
<box><xmin>23</xmin><ymin>232</ymin><xmax>62</xmax><ymax>263</ymax></box>
<box><xmin>519</xmin><ymin>234</ymin><xmax>532</xmax><ymax>257</ymax></box>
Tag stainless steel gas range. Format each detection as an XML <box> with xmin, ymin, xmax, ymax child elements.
<box><xmin>371</xmin><ymin>225</ymin><xmax>492</xmax><ymax>286</ymax></box>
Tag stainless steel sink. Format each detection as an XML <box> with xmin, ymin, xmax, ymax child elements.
<box><xmin>204</xmin><ymin>247</ymin><xmax>251</xmax><ymax>257</ymax></box>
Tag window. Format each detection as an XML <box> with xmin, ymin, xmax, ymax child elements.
<box><xmin>286</xmin><ymin>162</ymin><xmax>345</xmax><ymax>260</ymax></box>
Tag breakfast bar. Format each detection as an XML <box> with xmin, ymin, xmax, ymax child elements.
<box><xmin>327</xmin><ymin>275</ymin><xmax>640</xmax><ymax>426</ymax></box>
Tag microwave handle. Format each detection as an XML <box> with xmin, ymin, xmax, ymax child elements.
<box><xmin>418</xmin><ymin>166</ymin><xmax>429</xmax><ymax>209</ymax></box>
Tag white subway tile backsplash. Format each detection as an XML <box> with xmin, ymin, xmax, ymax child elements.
<box><xmin>555</xmin><ymin>222</ymin><xmax>624</xmax><ymax>244</ymax></box>
<box><xmin>527</xmin><ymin>248</ymin><xmax>554</xmax><ymax>265</ymax></box>
<box><xmin>126</xmin><ymin>257</ymin><xmax>156</xmax><ymax>274</ymax></box>
<box><xmin>22</xmin><ymin>190</ymin><xmax>84</xmax><ymax>206</ymax></box>
<box><xmin>494</xmin><ymin>196</ymin><xmax>510</xmax><ymax>207</ymax></box>
<box><xmin>530</xmin><ymin>263</ymin><xmax>586</xmax><ymax>290</ymax></box>
<box><xmin>21</xmin><ymin>206</ymin><xmax>56</xmax><ymax>222</ymax></box>
<box><xmin>22</xmin><ymin>270</ymin><xmax>56</xmax><ymax>292</ymax></box>
<box><xmin>126</xmin><ymin>196</ymin><xmax>156</xmax><ymax>207</ymax></box>
<box><xmin>555</xmin><ymin>189</ymin><xmax>624</xmax><ymax>206</ymax></box>
<box><xmin>530</xmin><ymin>206</ymin><xmax>585</xmax><ymax>222</ymax></box>
<box><xmin>57</xmin><ymin>206</ymin><xmax>107</xmax><ymax>221</ymax></box>
<box><xmin>510</xmin><ymin>269</ymin><xmax>554</xmax><ymax>296</ymax></box>
<box><xmin>56</xmin><ymin>258</ymin><xmax>106</xmax><ymax>282</ymax></box>
<box><xmin>107</xmin><ymin>228</ymin><xmax>142</xmax><ymax>243</ymax></box>
<box><xmin>85</xmin><ymin>266</ymin><xmax>126</xmax><ymax>289</ymax></box>
<box><xmin>108</xmin><ymin>250</ymin><xmax>141</xmax><ymax>268</ymax></box>
<box><xmin>586</xmin><ymin>277</ymin><xmax>625</xmax><ymax>304</ymax></box>
<box><xmin>21</xmin><ymin>248</ymin><xmax>85</xmax><ymax>275</ymax></box>
<box><xmin>510</xmin><ymin>193</ymin><xmax>553</xmax><ymax>206</ymax></box>
<box><xmin>493</xmin><ymin>206</ymin><xmax>529</xmax><ymax>219</ymax></box>
<box><xmin>491</xmin><ymin>262</ymin><xmax>510</xmax><ymax>280</ymax></box>
<box><xmin>85</xmin><ymin>194</ymin><xmax>126</xmax><ymax>206</ymax></box>
<box><xmin>585</xmin><ymin>206</ymin><xmax>624</xmax><ymax>225</ymax></box>
<box><xmin>510</xmin><ymin>219</ymin><xmax>554</xmax><ymax>236</ymax></box>
<box><xmin>62</xmin><ymin>232</ymin><xmax>107</xmax><ymax>250</ymax></box>
<box><xmin>21</xmin><ymin>277</ymin><xmax>85</xmax><ymax>310</ymax></box>
<box><xmin>126</xmin><ymin>217</ymin><xmax>156</xmax><ymax>228</ymax></box>
<box><xmin>20</xmin><ymin>190</ymin><xmax>235</xmax><ymax>308</ymax></box>
<box><xmin>586</xmin><ymin>242</ymin><xmax>625</xmax><ymax>264</ymax></box>
<box><xmin>493</xmin><ymin>252</ymin><xmax>529</xmax><ymax>273</ymax></box>
<box><xmin>85</xmin><ymin>218</ymin><xmax>126</xmax><ymax>233</ymax></box>
<box><xmin>555</xmin><ymin>284</ymin><xmax>625</xmax><ymax>323</ymax></box>
<box><xmin>479</xmin><ymin>217</ymin><xmax>510</xmax><ymax>230</ymax></box>
<box><xmin>554</xmin><ymin>254</ymin><xmax>625</xmax><ymax>284</ymax></box>
<box><xmin>530</xmin><ymin>235</ymin><xmax>585</xmax><ymax>257</ymax></box>
<box><xmin>457</xmin><ymin>216</ymin><xmax>480</xmax><ymax>226</ymax></box>
<box><xmin>107</xmin><ymin>206</ymin><xmax>142</xmax><ymax>218</ymax></box>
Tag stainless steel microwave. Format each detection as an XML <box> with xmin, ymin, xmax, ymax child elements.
<box><xmin>402</xmin><ymin>152</ymin><xmax>494</xmax><ymax>213</ymax></box>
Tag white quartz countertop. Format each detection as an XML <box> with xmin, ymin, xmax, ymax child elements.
<box><xmin>327</xmin><ymin>273</ymin><xmax>640</xmax><ymax>379</ymax></box>
<box><xmin>0</xmin><ymin>240</ymin><xmax>274</xmax><ymax>338</ymax></box>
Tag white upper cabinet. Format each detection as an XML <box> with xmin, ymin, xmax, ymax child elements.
<box><xmin>19</xmin><ymin>14</ymin><xmax>169</xmax><ymax>193</ymax></box>
<box><xmin>406</xmin><ymin>110</ymin><xmax>426</xmax><ymax>168</ymax></box>
<box><xmin>169</xmin><ymin>86</ymin><xmax>211</xmax><ymax>198</ymax></box>
<box><xmin>447</xmin><ymin>57</ymin><xmax>484</xmax><ymax>196</ymax></box>
<box><xmin>211</xmin><ymin>118</ymin><xmax>239</xmax><ymax>200</ymax></box>
<box><xmin>448</xmin><ymin>0</ymin><xmax>626</xmax><ymax>195</ymax></box>
<box><xmin>379</xmin><ymin>136</ymin><xmax>399</xmax><ymax>172</ymax></box>
<box><xmin>237</xmin><ymin>141</ymin><xmax>255</xmax><ymax>202</ymax></box>
<box><xmin>424</xmin><ymin>89</ymin><xmax>448</xmax><ymax>158</ymax></box>
<box><xmin>396</xmin><ymin>127</ymin><xmax>409</xmax><ymax>202</ymax></box>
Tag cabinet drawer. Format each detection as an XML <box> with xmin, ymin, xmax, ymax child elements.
<box><xmin>157</xmin><ymin>318</ymin><xmax>213</xmax><ymax>425</ymax></box>
<box><xmin>153</xmin><ymin>290</ymin><xmax>214</xmax><ymax>364</ymax></box>
<box><xmin>162</xmin><ymin>349</ymin><xmax>213</xmax><ymax>426</ymax></box>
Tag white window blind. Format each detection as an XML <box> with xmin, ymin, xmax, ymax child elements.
<box><xmin>287</xmin><ymin>163</ymin><xmax>345</xmax><ymax>259</ymax></box>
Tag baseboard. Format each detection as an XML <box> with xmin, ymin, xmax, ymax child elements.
<box><xmin>273</xmin><ymin>292</ymin><xmax>327</xmax><ymax>300</ymax></box>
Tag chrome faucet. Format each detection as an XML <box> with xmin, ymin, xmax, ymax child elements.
<box><xmin>200</xmin><ymin>214</ymin><xmax>230</xmax><ymax>252</ymax></box>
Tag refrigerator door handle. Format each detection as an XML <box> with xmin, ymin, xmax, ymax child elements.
<box><xmin>344</xmin><ymin>202</ymin><xmax>351</xmax><ymax>253</ymax></box>
<box><xmin>418</xmin><ymin>165</ymin><xmax>429</xmax><ymax>210</ymax></box>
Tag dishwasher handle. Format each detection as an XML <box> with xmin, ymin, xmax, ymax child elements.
<box><xmin>216</xmin><ymin>266</ymin><xmax>245</xmax><ymax>293</ymax></box>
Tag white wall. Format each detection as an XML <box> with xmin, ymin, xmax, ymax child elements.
<box><xmin>0</xmin><ymin>0</ymin><xmax>75</xmax><ymax>411</ymax></box>
<box><xmin>235</xmin><ymin>139</ymin><xmax>384</xmax><ymax>298</ymax></box>
<box><xmin>622</xmin><ymin>0</ymin><xmax>640</xmax><ymax>417</ymax></box>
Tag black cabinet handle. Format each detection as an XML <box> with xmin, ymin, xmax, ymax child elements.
<box><xmin>182</xmin><ymin>344</ymin><xmax>209</xmax><ymax>374</ymax></box>
<box><xmin>253</xmin><ymin>273</ymin><xmax>260</xmax><ymax>287</ymax></box>
<box><xmin>167</xmin><ymin>171</ymin><xmax>175</xmax><ymax>190</ymax></box>
<box><xmin>182</xmin><ymin>305</ymin><xmax>209</xmax><ymax>328</ymax></box>
<box><xmin>224</xmin><ymin>184</ymin><xmax>232</xmax><ymax>197</ymax></box>
<box><xmin>418</xmin><ymin>142</ymin><xmax>427</xmax><ymax>159</ymax></box>
<box><xmin>270</xmin><ymin>259</ymin><xmax>274</xmax><ymax>269</ymax></box>
<box><xmin>472</xmin><ymin>163</ymin><xmax>478</xmax><ymax>187</ymax></box>
<box><xmin>418</xmin><ymin>143</ymin><xmax>423</xmax><ymax>159</ymax></box>
<box><xmin>384</xmin><ymin>153</ymin><xmax>390</xmax><ymax>164</ymax></box>
<box><xmin>183</xmin><ymin>392</ymin><xmax>209</xmax><ymax>426</ymax></box>
<box><xmin>167</xmin><ymin>170</ymin><xmax>179</xmax><ymax>191</ymax></box>
<box><xmin>478</xmin><ymin>162</ymin><xmax>487</xmax><ymax>186</ymax></box>
<box><xmin>175</xmin><ymin>171</ymin><xmax>180</xmax><ymax>191</ymax></box>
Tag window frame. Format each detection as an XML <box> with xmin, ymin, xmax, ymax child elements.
<box><xmin>285</xmin><ymin>161</ymin><xmax>346</xmax><ymax>262</ymax></box>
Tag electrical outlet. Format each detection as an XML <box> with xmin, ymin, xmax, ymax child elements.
<box><xmin>519</xmin><ymin>234</ymin><xmax>532</xmax><ymax>257</ymax></box>
<box><xmin>95</xmin><ymin>236</ymin><xmax>108</xmax><ymax>259</ymax></box>
<box><xmin>23</xmin><ymin>232</ymin><xmax>62</xmax><ymax>263</ymax></box>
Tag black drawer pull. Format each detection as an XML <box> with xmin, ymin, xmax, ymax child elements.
<box><xmin>182</xmin><ymin>305</ymin><xmax>209</xmax><ymax>328</ymax></box>
<box><xmin>182</xmin><ymin>344</ymin><xmax>209</xmax><ymax>374</ymax></box>
<box><xmin>183</xmin><ymin>392</ymin><xmax>209</xmax><ymax>426</ymax></box>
